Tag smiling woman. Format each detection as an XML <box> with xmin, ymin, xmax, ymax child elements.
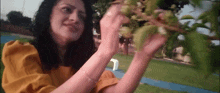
<box><xmin>50</xmin><ymin>0</ymin><xmax>86</xmax><ymax>47</ymax></box>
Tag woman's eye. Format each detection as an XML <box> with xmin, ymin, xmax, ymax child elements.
<box><xmin>62</xmin><ymin>7</ymin><xmax>72</xmax><ymax>13</ymax></box>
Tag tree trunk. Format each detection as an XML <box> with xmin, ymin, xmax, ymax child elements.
<box><xmin>123</xmin><ymin>38</ymin><xmax>129</xmax><ymax>55</ymax></box>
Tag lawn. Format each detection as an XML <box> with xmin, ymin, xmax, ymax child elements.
<box><xmin>1</xmin><ymin>32</ymin><xmax>12</xmax><ymax>36</ymax></box>
<box><xmin>135</xmin><ymin>84</ymin><xmax>188</xmax><ymax>93</ymax></box>
<box><xmin>1</xmin><ymin>44</ymin><xmax>5</xmax><ymax>93</ymax></box>
<box><xmin>107</xmin><ymin>54</ymin><xmax>219</xmax><ymax>92</ymax></box>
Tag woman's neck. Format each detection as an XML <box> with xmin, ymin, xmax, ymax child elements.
<box><xmin>58</xmin><ymin>45</ymin><xmax>66</xmax><ymax>57</ymax></box>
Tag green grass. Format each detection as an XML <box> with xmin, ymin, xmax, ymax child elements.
<box><xmin>14</xmin><ymin>37</ymin><xmax>33</xmax><ymax>43</ymax></box>
<box><xmin>1</xmin><ymin>44</ymin><xmax>5</xmax><ymax>93</ymax></box>
<box><xmin>135</xmin><ymin>84</ymin><xmax>188</xmax><ymax>93</ymax></box>
<box><xmin>0</xmin><ymin>32</ymin><xmax>11</xmax><ymax>36</ymax></box>
<box><xmin>107</xmin><ymin>54</ymin><xmax>219</xmax><ymax>92</ymax></box>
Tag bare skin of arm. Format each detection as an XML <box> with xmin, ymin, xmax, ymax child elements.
<box><xmin>52</xmin><ymin>3</ymin><xmax>167</xmax><ymax>93</ymax></box>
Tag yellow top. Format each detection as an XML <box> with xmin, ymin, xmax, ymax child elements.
<box><xmin>1</xmin><ymin>40</ymin><xmax>118</xmax><ymax>93</ymax></box>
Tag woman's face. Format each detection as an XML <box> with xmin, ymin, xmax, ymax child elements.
<box><xmin>50</xmin><ymin>0</ymin><xmax>86</xmax><ymax>46</ymax></box>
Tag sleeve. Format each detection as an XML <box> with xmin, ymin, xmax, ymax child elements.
<box><xmin>91</xmin><ymin>70</ymin><xmax>118</xmax><ymax>93</ymax></box>
<box><xmin>1</xmin><ymin>40</ymin><xmax>56</xmax><ymax>93</ymax></box>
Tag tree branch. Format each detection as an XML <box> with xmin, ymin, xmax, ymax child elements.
<box><xmin>109</xmin><ymin>0</ymin><xmax>220</xmax><ymax>40</ymax></box>
<box><xmin>132</xmin><ymin>7</ymin><xmax>220</xmax><ymax>40</ymax></box>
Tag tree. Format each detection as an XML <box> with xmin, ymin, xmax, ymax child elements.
<box><xmin>6</xmin><ymin>11</ymin><xmax>32</xmax><ymax>28</ymax></box>
<box><xmin>6</xmin><ymin>11</ymin><xmax>23</xmax><ymax>26</ymax></box>
<box><xmin>92</xmin><ymin>0</ymin><xmax>113</xmax><ymax>33</ymax></box>
<box><xmin>111</xmin><ymin>0</ymin><xmax>219</xmax><ymax>77</ymax></box>
<box><xmin>20</xmin><ymin>16</ymin><xmax>32</xmax><ymax>27</ymax></box>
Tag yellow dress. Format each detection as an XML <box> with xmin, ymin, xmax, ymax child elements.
<box><xmin>1</xmin><ymin>40</ymin><xmax>118</xmax><ymax>93</ymax></box>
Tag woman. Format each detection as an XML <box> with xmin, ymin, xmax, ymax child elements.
<box><xmin>1</xmin><ymin>0</ymin><xmax>167</xmax><ymax>93</ymax></box>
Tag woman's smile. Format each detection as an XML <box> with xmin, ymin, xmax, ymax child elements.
<box><xmin>64</xmin><ymin>24</ymin><xmax>77</xmax><ymax>32</ymax></box>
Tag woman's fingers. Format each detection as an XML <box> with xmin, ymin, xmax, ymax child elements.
<box><xmin>103</xmin><ymin>4</ymin><xmax>122</xmax><ymax>22</ymax></box>
<box><xmin>112</xmin><ymin>14</ymin><xmax>125</xmax><ymax>30</ymax></box>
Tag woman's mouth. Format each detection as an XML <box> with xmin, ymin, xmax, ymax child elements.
<box><xmin>64</xmin><ymin>25</ymin><xmax>77</xmax><ymax>32</ymax></box>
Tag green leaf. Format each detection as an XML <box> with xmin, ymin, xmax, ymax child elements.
<box><xmin>125</xmin><ymin>0</ymin><xmax>139</xmax><ymax>5</ymax></box>
<box><xmin>210</xmin><ymin>46</ymin><xmax>220</xmax><ymax>73</ymax></box>
<box><xmin>184</xmin><ymin>32</ymin><xmax>212</xmax><ymax>76</ymax></box>
<box><xmin>191</xmin><ymin>0</ymin><xmax>202</xmax><ymax>7</ymax></box>
<box><xmin>197</xmin><ymin>12</ymin><xmax>208</xmax><ymax>20</ymax></box>
<box><xmin>182</xmin><ymin>21</ymin><xmax>190</xmax><ymax>30</ymax></box>
<box><xmin>208</xmin><ymin>4</ymin><xmax>219</xmax><ymax>35</ymax></box>
<box><xmin>164</xmin><ymin>11</ymin><xmax>178</xmax><ymax>26</ymax></box>
<box><xmin>191</xmin><ymin>23</ymin><xmax>210</xmax><ymax>31</ymax></box>
<box><xmin>168</xmin><ymin>17</ymin><xmax>179</xmax><ymax>26</ymax></box>
<box><xmin>201</xmin><ymin>17</ymin><xmax>208</xmax><ymax>24</ymax></box>
<box><xmin>145</xmin><ymin>0</ymin><xmax>158</xmax><ymax>15</ymax></box>
<box><xmin>181</xmin><ymin>15</ymin><xmax>194</xmax><ymax>20</ymax></box>
<box><xmin>133</xmin><ymin>25</ymin><xmax>158</xmax><ymax>51</ymax></box>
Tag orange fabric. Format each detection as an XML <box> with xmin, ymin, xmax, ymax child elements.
<box><xmin>1</xmin><ymin>40</ymin><xmax>118</xmax><ymax>93</ymax></box>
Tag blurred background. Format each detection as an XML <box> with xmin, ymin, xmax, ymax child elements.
<box><xmin>1</xmin><ymin>0</ymin><xmax>219</xmax><ymax>93</ymax></box>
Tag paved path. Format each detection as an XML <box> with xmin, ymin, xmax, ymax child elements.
<box><xmin>105</xmin><ymin>67</ymin><xmax>218</xmax><ymax>93</ymax></box>
<box><xmin>1</xmin><ymin>36</ymin><xmax>18</xmax><ymax>43</ymax></box>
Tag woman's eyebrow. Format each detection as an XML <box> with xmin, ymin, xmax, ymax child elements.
<box><xmin>59</xmin><ymin>3</ymin><xmax>86</xmax><ymax>14</ymax></box>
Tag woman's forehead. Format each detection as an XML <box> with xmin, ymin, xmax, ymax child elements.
<box><xmin>57</xmin><ymin>0</ymin><xmax>85</xmax><ymax>12</ymax></box>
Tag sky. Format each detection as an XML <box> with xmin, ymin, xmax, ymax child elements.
<box><xmin>1</xmin><ymin>0</ymin><xmax>219</xmax><ymax>45</ymax></box>
<box><xmin>1</xmin><ymin>0</ymin><xmax>44</xmax><ymax>20</ymax></box>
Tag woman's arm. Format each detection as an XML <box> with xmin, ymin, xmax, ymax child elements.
<box><xmin>51</xmin><ymin>50</ymin><xmax>113</xmax><ymax>93</ymax></box>
<box><xmin>103</xmin><ymin>34</ymin><xmax>167</xmax><ymax>93</ymax></box>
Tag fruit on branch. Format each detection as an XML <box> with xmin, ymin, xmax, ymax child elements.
<box><xmin>191</xmin><ymin>23</ymin><xmax>210</xmax><ymax>31</ymax></box>
<box><xmin>131</xmin><ymin>15</ymin><xmax>138</xmax><ymax>20</ymax></box>
<box><xmin>133</xmin><ymin>25</ymin><xmax>158</xmax><ymax>51</ymax></box>
<box><xmin>158</xmin><ymin>26</ymin><xmax>167</xmax><ymax>36</ymax></box>
<box><xmin>119</xmin><ymin>27</ymin><xmax>133</xmax><ymax>38</ymax></box>
<box><xmin>163</xmin><ymin>11</ymin><xmax>178</xmax><ymax>26</ymax></box>
<box><xmin>145</xmin><ymin>0</ymin><xmax>158</xmax><ymax>15</ymax></box>
<box><xmin>121</xmin><ymin>5</ymin><xmax>132</xmax><ymax>16</ymax></box>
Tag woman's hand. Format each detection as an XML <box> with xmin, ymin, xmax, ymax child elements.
<box><xmin>97</xmin><ymin>4</ymin><xmax>126</xmax><ymax>56</ymax></box>
<box><xmin>136</xmin><ymin>9</ymin><xmax>168</xmax><ymax>58</ymax></box>
<box><xmin>137</xmin><ymin>34</ymin><xmax>167</xmax><ymax>58</ymax></box>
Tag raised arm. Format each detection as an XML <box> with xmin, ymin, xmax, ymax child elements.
<box><xmin>113</xmin><ymin>34</ymin><xmax>167</xmax><ymax>93</ymax></box>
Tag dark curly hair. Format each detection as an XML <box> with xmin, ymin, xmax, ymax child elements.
<box><xmin>30</xmin><ymin>0</ymin><xmax>96</xmax><ymax>71</ymax></box>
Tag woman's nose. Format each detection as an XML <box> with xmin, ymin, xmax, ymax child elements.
<box><xmin>69</xmin><ymin>10</ymin><xmax>79</xmax><ymax>23</ymax></box>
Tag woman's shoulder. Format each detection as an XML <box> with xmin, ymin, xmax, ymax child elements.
<box><xmin>1</xmin><ymin>40</ymin><xmax>56</xmax><ymax>93</ymax></box>
<box><xmin>3</xmin><ymin>40</ymin><xmax>33</xmax><ymax>48</ymax></box>
<box><xmin>2</xmin><ymin>40</ymin><xmax>42</xmax><ymax>68</ymax></box>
